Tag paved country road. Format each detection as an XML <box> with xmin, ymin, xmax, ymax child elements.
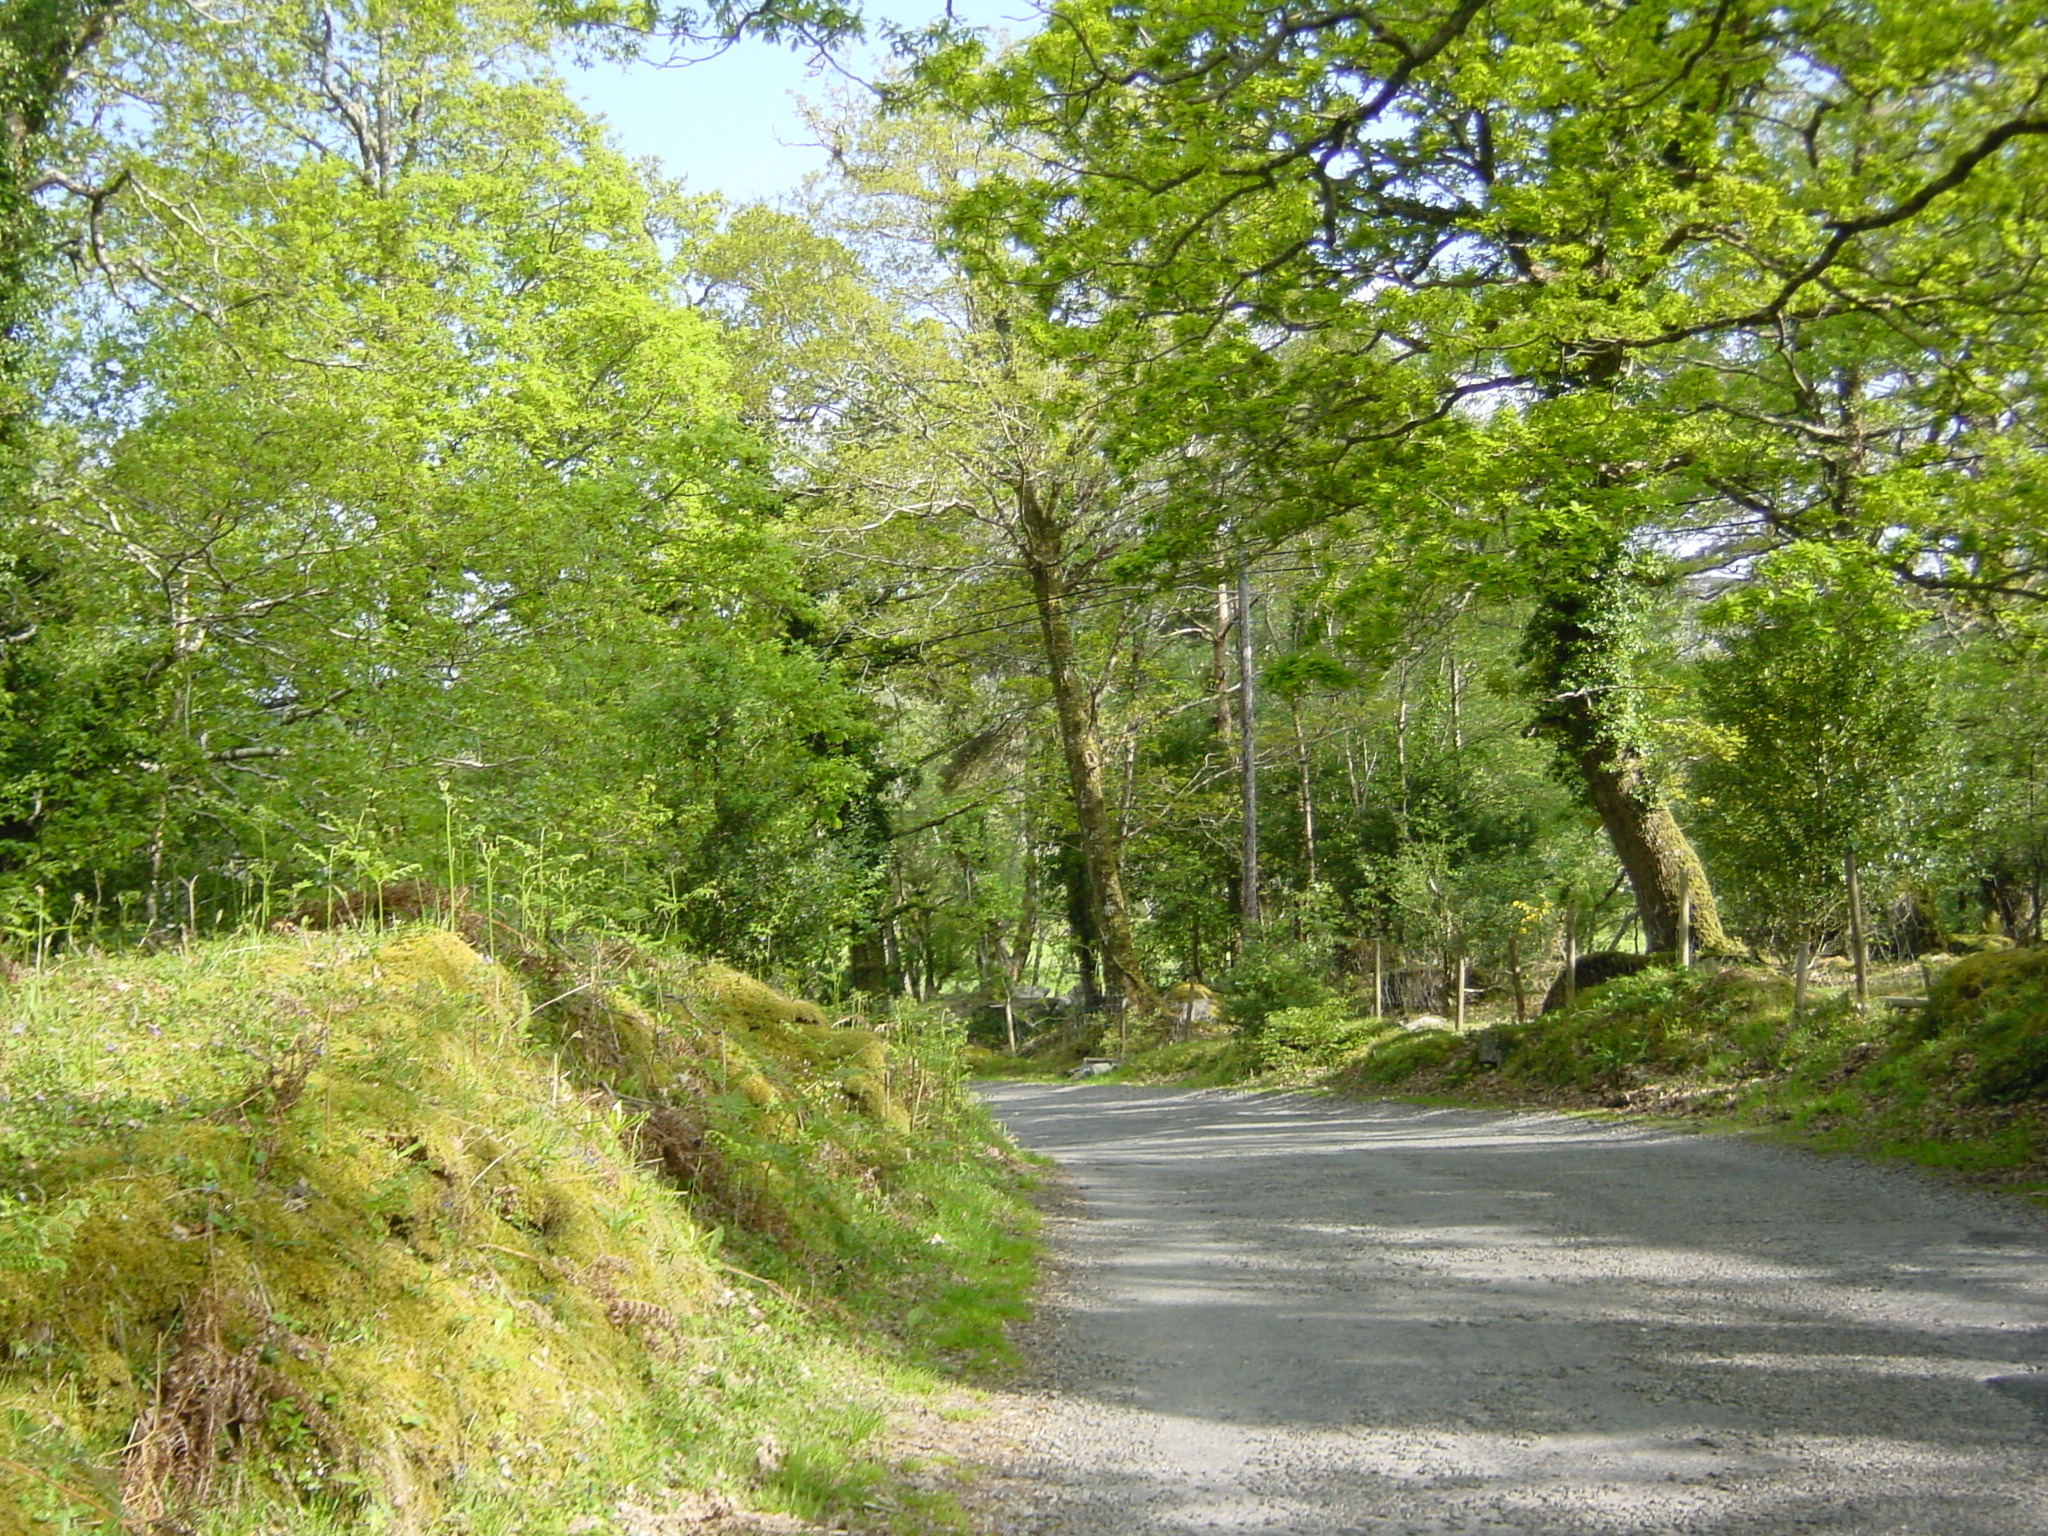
<box><xmin>968</xmin><ymin>1083</ymin><xmax>2048</xmax><ymax>1536</ymax></box>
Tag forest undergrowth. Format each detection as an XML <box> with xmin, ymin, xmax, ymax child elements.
<box><xmin>1055</xmin><ymin>949</ymin><xmax>2048</xmax><ymax>1200</ymax></box>
<box><xmin>0</xmin><ymin>920</ymin><xmax>1036</xmax><ymax>1536</ymax></box>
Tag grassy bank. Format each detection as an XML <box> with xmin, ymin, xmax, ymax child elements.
<box><xmin>0</xmin><ymin>927</ymin><xmax>1035</xmax><ymax>1535</ymax></box>
<box><xmin>1058</xmin><ymin>949</ymin><xmax>2048</xmax><ymax>1196</ymax></box>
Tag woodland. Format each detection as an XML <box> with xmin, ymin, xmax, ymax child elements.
<box><xmin>1</xmin><ymin>3</ymin><xmax>2047</xmax><ymax>1531</ymax></box>
<box><xmin>0</xmin><ymin>0</ymin><xmax>2045</xmax><ymax>1025</ymax></box>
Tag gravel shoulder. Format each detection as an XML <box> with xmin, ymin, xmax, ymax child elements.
<box><xmin>959</xmin><ymin>1083</ymin><xmax>2048</xmax><ymax>1536</ymax></box>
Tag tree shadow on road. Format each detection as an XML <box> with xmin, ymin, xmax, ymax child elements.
<box><xmin>974</xmin><ymin>1082</ymin><xmax>2048</xmax><ymax>1535</ymax></box>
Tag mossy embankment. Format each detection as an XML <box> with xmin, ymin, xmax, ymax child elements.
<box><xmin>0</xmin><ymin>928</ymin><xmax>1035</xmax><ymax>1535</ymax></box>
<box><xmin>1095</xmin><ymin>949</ymin><xmax>2048</xmax><ymax>1194</ymax></box>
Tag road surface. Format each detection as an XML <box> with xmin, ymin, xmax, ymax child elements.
<box><xmin>970</xmin><ymin>1083</ymin><xmax>2048</xmax><ymax>1536</ymax></box>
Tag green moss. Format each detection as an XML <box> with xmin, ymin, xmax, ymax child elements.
<box><xmin>1115</xmin><ymin>1037</ymin><xmax>1254</xmax><ymax>1086</ymax></box>
<box><xmin>1926</xmin><ymin>947</ymin><xmax>2048</xmax><ymax>1030</ymax></box>
<box><xmin>0</xmin><ymin>933</ymin><xmax>719</xmax><ymax>1531</ymax></box>
<box><xmin>679</xmin><ymin>961</ymin><xmax>829</xmax><ymax>1031</ymax></box>
<box><xmin>1111</xmin><ymin>944</ymin><xmax>2048</xmax><ymax>1193</ymax></box>
<box><xmin>1340</xmin><ymin>1027</ymin><xmax>1465</xmax><ymax>1086</ymax></box>
<box><xmin>0</xmin><ymin>929</ymin><xmax>1035</xmax><ymax>1534</ymax></box>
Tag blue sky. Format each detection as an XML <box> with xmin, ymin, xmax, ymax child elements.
<box><xmin>563</xmin><ymin>2</ymin><xmax>1036</xmax><ymax>204</ymax></box>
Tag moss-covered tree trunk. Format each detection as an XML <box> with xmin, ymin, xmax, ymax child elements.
<box><xmin>1055</xmin><ymin>834</ymin><xmax>1103</xmax><ymax>1010</ymax></box>
<box><xmin>1524</xmin><ymin>546</ymin><xmax>1732</xmax><ymax>956</ymax></box>
<box><xmin>1017</xmin><ymin>474</ymin><xmax>1153</xmax><ymax>1013</ymax></box>
<box><xmin>1564</xmin><ymin>712</ymin><xmax>1727</xmax><ymax>954</ymax></box>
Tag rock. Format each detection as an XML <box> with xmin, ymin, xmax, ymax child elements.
<box><xmin>1926</xmin><ymin>945</ymin><xmax>2048</xmax><ymax>1031</ymax></box>
<box><xmin>1945</xmin><ymin>932</ymin><xmax>2017</xmax><ymax>955</ymax></box>
<box><xmin>1161</xmin><ymin>981</ymin><xmax>1221</xmax><ymax>1036</ymax></box>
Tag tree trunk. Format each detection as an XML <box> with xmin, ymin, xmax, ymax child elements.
<box><xmin>1569</xmin><ymin>736</ymin><xmax>1728</xmax><ymax>952</ymax></box>
<box><xmin>1525</xmin><ymin>549</ymin><xmax>1733</xmax><ymax>956</ymax></box>
<box><xmin>1292</xmin><ymin>702</ymin><xmax>1316</xmax><ymax>891</ymax></box>
<box><xmin>1058</xmin><ymin>836</ymin><xmax>1102</xmax><ymax>1010</ymax></box>
<box><xmin>1395</xmin><ymin>663</ymin><xmax>1412</xmax><ymax>834</ymax></box>
<box><xmin>1011</xmin><ymin>829</ymin><xmax>1039</xmax><ymax>994</ymax></box>
<box><xmin>1846</xmin><ymin>849</ymin><xmax>1869</xmax><ymax>1006</ymax></box>
<box><xmin>847</xmin><ymin>931</ymin><xmax>893</xmax><ymax>995</ymax></box>
<box><xmin>1018</xmin><ymin>476</ymin><xmax>1153</xmax><ymax>1010</ymax></box>
<box><xmin>1234</xmin><ymin>555</ymin><xmax>1260</xmax><ymax>934</ymax></box>
<box><xmin>1212</xmin><ymin>582</ymin><xmax>1234</xmax><ymax>745</ymax></box>
<box><xmin>1448</xmin><ymin>649</ymin><xmax>1463</xmax><ymax>752</ymax></box>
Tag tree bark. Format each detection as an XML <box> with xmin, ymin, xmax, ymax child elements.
<box><xmin>1234</xmin><ymin>554</ymin><xmax>1260</xmax><ymax>933</ymax></box>
<box><xmin>1058</xmin><ymin>835</ymin><xmax>1102</xmax><ymax>1010</ymax></box>
<box><xmin>1525</xmin><ymin>549</ymin><xmax>1733</xmax><ymax>956</ymax></box>
<box><xmin>1011</xmin><ymin>828</ymin><xmax>1039</xmax><ymax>993</ymax></box>
<box><xmin>847</xmin><ymin>932</ymin><xmax>893</xmax><ymax>995</ymax></box>
<box><xmin>1212</xmin><ymin>582</ymin><xmax>1234</xmax><ymax>745</ymax></box>
<box><xmin>1291</xmin><ymin>701</ymin><xmax>1316</xmax><ymax>891</ymax></box>
<box><xmin>1018</xmin><ymin>476</ymin><xmax>1153</xmax><ymax>1011</ymax></box>
<box><xmin>1570</xmin><ymin>730</ymin><xmax>1729</xmax><ymax>953</ymax></box>
<box><xmin>1846</xmin><ymin>849</ymin><xmax>1869</xmax><ymax>1006</ymax></box>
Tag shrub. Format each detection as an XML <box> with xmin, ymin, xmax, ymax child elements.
<box><xmin>1222</xmin><ymin>943</ymin><xmax>1336</xmax><ymax>1032</ymax></box>
<box><xmin>1253</xmin><ymin>1004</ymin><xmax>1392</xmax><ymax>1071</ymax></box>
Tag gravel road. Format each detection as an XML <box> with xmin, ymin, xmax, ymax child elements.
<box><xmin>968</xmin><ymin>1083</ymin><xmax>2048</xmax><ymax>1536</ymax></box>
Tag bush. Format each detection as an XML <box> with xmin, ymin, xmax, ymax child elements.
<box><xmin>1222</xmin><ymin>942</ymin><xmax>1337</xmax><ymax>1032</ymax></box>
<box><xmin>1253</xmin><ymin>1004</ymin><xmax>1392</xmax><ymax>1071</ymax></box>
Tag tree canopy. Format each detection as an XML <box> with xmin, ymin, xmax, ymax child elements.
<box><xmin>0</xmin><ymin>0</ymin><xmax>2036</xmax><ymax>1010</ymax></box>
